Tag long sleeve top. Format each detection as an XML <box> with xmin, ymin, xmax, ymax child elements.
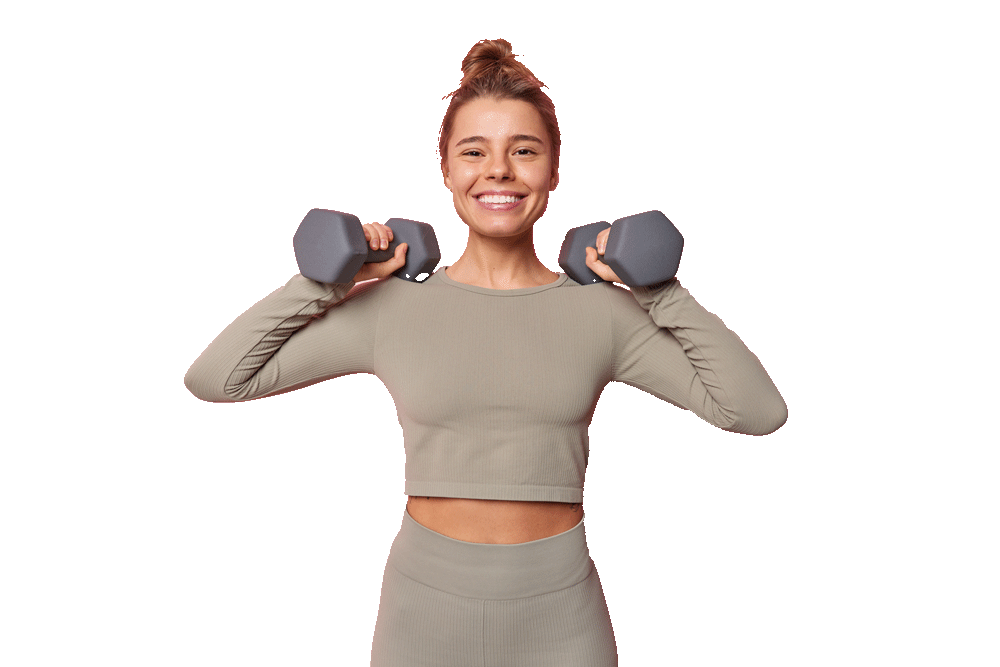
<box><xmin>185</xmin><ymin>268</ymin><xmax>787</xmax><ymax>503</ymax></box>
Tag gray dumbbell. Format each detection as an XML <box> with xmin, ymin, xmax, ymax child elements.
<box><xmin>293</xmin><ymin>209</ymin><xmax>441</xmax><ymax>283</ymax></box>
<box><xmin>558</xmin><ymin>210</ymin><xmax>683</xmax><ymax>287</ymax></box>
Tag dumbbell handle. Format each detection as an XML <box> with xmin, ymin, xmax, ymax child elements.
<box><xmin>365</xmin><ymin>238</ymin><xmax>401</xmax><ymax>265</ymax></box>
<box><xmin>366</xmin><ymin>217</ymin><xmax>440</xmax><ymax>281</ymax></box>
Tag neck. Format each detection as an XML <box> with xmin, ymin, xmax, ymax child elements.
<box><xmin>447</xmin><ymin>227</ymin><xmax>558</xmax><ymax>290</ymax></box>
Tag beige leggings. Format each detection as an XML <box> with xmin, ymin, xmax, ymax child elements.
<box><xmin>370</xmin><ymin>508</ymin><xmax>618</xmax><ymax>666</ymax></box>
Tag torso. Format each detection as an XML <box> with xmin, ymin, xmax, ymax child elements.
<box><xmin>406</xmin><ymin>496</ymin><xmax>583</xmax><ymax>544</ymax></box>
<box><xmin>413</xmin><ymin>264</ymin><xmax>579</xmax><ymax>544</ymax></box>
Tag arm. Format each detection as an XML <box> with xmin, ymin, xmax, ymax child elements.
<box><xmin>184</xmin><ymin>274</ymin><xmax>383</xmax><ymax>403</ymax></box>
<box><xmin>622</xmin><ymin>278</ymin><xmax>788</xmax><ymax>435</ymax></box>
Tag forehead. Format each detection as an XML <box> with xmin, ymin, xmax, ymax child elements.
<box><xmin>450</xmin><ymin>97</ymin><xmax>548</xmax><ymax>145</ymax></box>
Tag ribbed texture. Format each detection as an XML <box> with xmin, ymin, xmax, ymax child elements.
<box><xmin>370</xmin><ymin>510</ymin><xmax>618</xmax><ymax>666</ymax></box>
<box><xmin>184</xmin><ymin>268</ymin><xmax>787</xmax><ymax>501</ymax></box>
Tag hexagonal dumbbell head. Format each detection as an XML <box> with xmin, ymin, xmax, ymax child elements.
<box><xmin>558</xmin><ymin>221</ymin><xmax>613</xmax><ymax>285</ymax></box>
<box><xmin>380</xmin><ymin>218</ymin><xmax>441</xmax><ymax>282</ymax></box>
<box><xmin>294</xmin><ymin>209</ymin><xmax>368</xmax><ymax>284</ymax></box>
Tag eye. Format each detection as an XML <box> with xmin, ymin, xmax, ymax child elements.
<box><xmin>514</xmin><ymin>148</ymin><xmax>536</xmax><ymax>156</ymax></box>
<box><xmin>461</xmin><ymin>150</ymin><xmax>484</xmax><ymax>157</ymax></box>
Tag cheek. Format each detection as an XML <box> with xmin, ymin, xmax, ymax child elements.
<box><xmin>527</xmin><ymin>166</ymin><xmax>553</xmax><ymax>192</ymax></box>
<box><xmin>455</xmin><ymin>169</ymin><xmax>481</xmax><ymax>193</ymax></box>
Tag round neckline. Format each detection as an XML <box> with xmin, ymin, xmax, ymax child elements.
<box><xmin>435</xmin><ymin>266</ymin><xmax>568</xmax><ymax>296</ymax></box>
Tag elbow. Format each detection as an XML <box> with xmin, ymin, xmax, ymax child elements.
<box><xmin>183</xmin><ymin>366</ymin><xmax>204</xmax><ymax>400</ymax></box>
<box><xmin>718</xmin><ymin>391</ymin><xmax>787</xmax><ymax>436</ymax></box>
<box><xmin>742</xmin><ymin>391</ymin><xmax>788</xmax><ymax>436</ymax></box>
<box><xmin>758</xmin><ymin>396</ymin><xmax>788</xmax><ymax>435</ymax></box>
<box><xmin>184</xmin><ymin>365</ymin><xmax>237</xmax><ymax>404</ymax></box>
<box><xmin>185</xmin><ymin>386</ymin><xmax>240</xmax><ymax>404</ymax></box>
<box><xmin>183</xmin><ymin>371</ymin><xmax>214</xmax><ymax>403</ymax></box>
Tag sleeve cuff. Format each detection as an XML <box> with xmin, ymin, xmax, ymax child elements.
<box><xmin>628</xmin><ymin>277</ymin><xmax>681</xmax><ymax>310</ymax></box>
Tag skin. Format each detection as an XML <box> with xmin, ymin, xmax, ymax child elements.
<box><xmin>354</xmin><ymin>97</ymin><xmax>621</xmax><ymax>543</ymax></box>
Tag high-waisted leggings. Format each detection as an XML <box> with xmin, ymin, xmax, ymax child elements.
<box><xmin>370</xmin><ymin>508</ymin><xmax>618</xmax><ymax>666</ymax></box>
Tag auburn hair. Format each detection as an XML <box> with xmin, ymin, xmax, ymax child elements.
<box><xmin>438</xmin><ymin>39</ymin><xmax>560</xmax><ymax>176</ymax></box>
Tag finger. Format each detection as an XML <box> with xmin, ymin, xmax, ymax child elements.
<box><xmin>596</xmin><ymin>228</ymin><xmax>610</xmax><ymax>255</ymax></box>
<box><xmin>584</xmin><ymin>246</ymin><xmax>622</xmax><ymax>283</ymax></box>
<box><xmin>584</xmin><ymin>246</ymin><xmax>605</xmax><ymax>274</ymax></box>
<box><xmin>363</xmin><ymin>223</ymin><xmax>384</xmax><ymax>250</ymax></box>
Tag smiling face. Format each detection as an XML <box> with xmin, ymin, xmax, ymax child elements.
<box><xmin>443</xmin><ymin>97</ymin><xmax>558</xmax><ymax>240</ymax></box>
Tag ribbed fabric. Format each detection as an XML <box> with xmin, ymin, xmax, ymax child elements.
<box><xmin>185</xmin><ymin>267</ymin><xmax>787</xmax><ymax>502</ymax></box>
<box><xmin>370</xmin><ymin>509</ymin><xmax>618</xmax><ymax>666</ymax></box>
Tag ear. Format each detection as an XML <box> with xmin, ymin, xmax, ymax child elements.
<box><xmin>550</xmin><ymin>167</ymin><xmax>559</xmax><ymax>191</ymax></box>
<box><xmin>444</xmin><ymin>168</ymin><xmax>452</xmax><ymax>191</ymax></box>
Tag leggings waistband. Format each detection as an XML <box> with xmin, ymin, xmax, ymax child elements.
<box><xmin>386</xmin><ymin>508</ymin><xmax>593</xmax><ymax>600</ymax></box>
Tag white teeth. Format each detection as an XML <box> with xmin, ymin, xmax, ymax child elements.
<box><xmin>478</xmin><ymin>194</ymin><xmax>522</xmax><ymax>204</ymax></box>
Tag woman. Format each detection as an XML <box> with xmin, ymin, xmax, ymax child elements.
<box><xmin>185</xmin><ymin>39</ymin><xmax>787</xmax><ymax>666</ymax></box>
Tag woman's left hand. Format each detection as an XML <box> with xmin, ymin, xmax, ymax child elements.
<box><xmin>584</xmin><ymin>227</ymin><xmax>624</xmax><ymax>284</ymax></box>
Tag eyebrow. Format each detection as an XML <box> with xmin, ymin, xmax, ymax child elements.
<box><xmin>455</xmin><ymin>134</ymin><xmax>545</xmax><ymax>147</ymax></box>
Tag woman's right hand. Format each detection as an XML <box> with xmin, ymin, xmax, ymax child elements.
<box><xmin>352</xmin><ymin>222</ymin><xmax>408</xmax><ymax>283</ymax></box>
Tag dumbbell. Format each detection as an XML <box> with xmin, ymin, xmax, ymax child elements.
<box><xmin>558</xmin><ymin>210</ymin><xmax>683</xmax><ymax>287</ymax></box>
<box><xmin>293</xmin><ymin>209</ymin><xmax>441</xmax><ymax>284</ymax></box>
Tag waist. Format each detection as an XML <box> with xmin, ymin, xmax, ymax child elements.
<box><xmin>390</xmin><ymin>505</ymin><xmax>592</xmax><ymax>599</ymax></box>
<box><xmin>405</xmin><ymin>496</ymin><xmax>584</xmax><ymax>544</ymax></box>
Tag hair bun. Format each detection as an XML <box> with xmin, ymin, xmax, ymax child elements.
<box><xmin>459</xmin><ymin>39</ymin><xmax>541</xmax><ymax>89</ymax></box>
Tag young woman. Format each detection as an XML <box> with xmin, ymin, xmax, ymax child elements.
<box><xmin>185</xmin><ymin>39</ymin><xmax>787</xmax><ymax>667</ymax></box>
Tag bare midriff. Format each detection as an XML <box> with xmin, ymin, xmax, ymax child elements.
<box><xmin>405</xmin><ymin>496</ymin><xmax>584</xmax><ymax>544</ymax></box>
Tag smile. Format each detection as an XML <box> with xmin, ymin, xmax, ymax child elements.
<box><xmin>476</xmin><ymin>194</ymin><xmax>525</xmax><ymax>204</ymax></box>
<box><xmin>474</xmin><ymin>192</ymin><xmax>527</xmax><ymax>212</ymax></box>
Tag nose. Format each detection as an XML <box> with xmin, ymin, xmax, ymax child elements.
<box><xmin>485</xmin><ymin>152</ymin><xmax>514</xmax><ymax>181</ymax></box>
